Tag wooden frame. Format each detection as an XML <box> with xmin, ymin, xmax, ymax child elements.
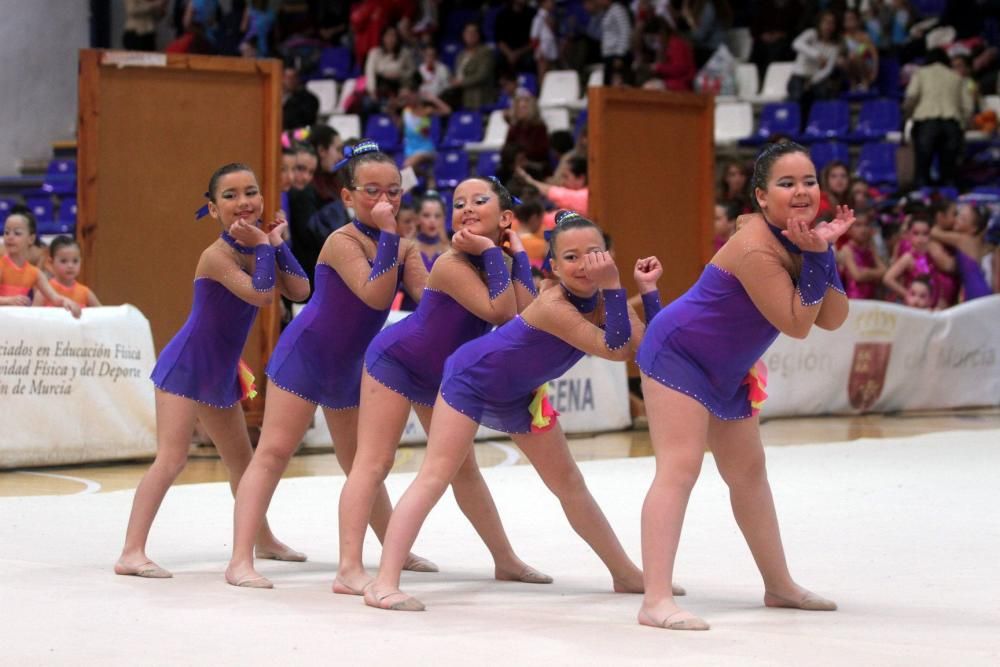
<box><xmin>588</xmin><ymin>87</ymin><xmax>715</xmax><ymax>306</ymax></box>
<box><xmin>78</xmin><ymin>50</ymin><xmax>282</xmax><ymax>424</ymax></box>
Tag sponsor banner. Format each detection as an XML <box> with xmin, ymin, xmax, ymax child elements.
<box><xmin>304</xmin><ymin>312</ymin><xmax>632</xmax><ymax>446</ymax></box>
<box><xmin>762</xmin><ymin>296</ymin><xmax>1000</xmax><ymax>417</ymax></box>
<box><xmin>1</xmin><ymin>306</ymin><xmax>157</xmax><ymax>468</ymax></box>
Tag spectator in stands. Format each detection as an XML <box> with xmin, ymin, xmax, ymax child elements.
<box><xmin>350</xmin><ymin>0</ymin><xmax>394</xmax><ymax>69</ymax></box>
<box><xmin>531</xmin><ymin>0</ymin><xmax>561</xmax><ymax>81</ymax></box>
<box><xmin>637</xmin><ymin>16</ymin><xmax>696</xmax><ymax>90</ymax></box>
<box><xmin>282</xmin><ymin>65</ymin><xmax>319</xmax><ymax>130</ymax></box>
<box><xmin>280</xmin><ymin>145</ymin><xmax>295</xmax><ymax>195</ymax></box>
<box><xmin>679</xmin><ymin>0</ymin><xmax>732</xmax><ymax>67</ymax></box>
<box><xmin>903</xmin><ymin>275</ymin><xmax>934</xmax><ymax>309</ymax></box>
<box><xmin>904</xmin><ymin>49</ymin><xmax>974</xmax><ymax>188</ymax></box>
<box><xmin>291</xmin><ymin>142</ymin><xmax>318</xmax><ymax>190</ymax></box>
<box><xmin>842</xmin><ymin>8</ymin><xmax>879</xmax><ymax>93</ymax></box>
<box><xmin>515</xmin><ymin>155</ymin><xmax>589</xmax><ymax>227</ymax></box>
<box><xmin>417</xmin><ymin>45</ymin><xmax>451</xmax><ymax>98</ymax></box>
<box><xmin>596</xmin><ymin>0</ymin><xmax>634</xmax><ymax>85</ymax></box>
<box><xmin>818</xmin><ymin>160</ymin><xmax>851</xmax><ymax>221</ymax></box>
<box><xmin>365</xmin><ymin>24</ymin><xmax>417</xmax><ymax>106</ymax></box>
<box><xmin>503</xmin><ymin>90</ymin><xmax>552</xmax><ymax>178</ymax></box>
<box><xmin>305</xmin><ymin>125</ymin><xmax>345</xmax><ymax>206</ymax></box>
<box><xmin>445</xmin><ymin>22</ymin><xmax>497</xmax><ymax>110</ymax></box>
<box><xmin>514</xmin><ymin>197</ymin><xmax>548</xmax><ymax>267</ymax></box>
<box><xmin>392</xmin><ymin>86</ymin><xmax>452</xmax><ymax>187</ymax></box>
<box><xmin>123</xmin><ymin>0</ymin><xmax>168</xmax><ymax>51</ymax></box>
<box><xmin>750</xmin><ymin>0</ymin><xmax>804</xmax><ymax>81</ymax></box>
<box><xmin>238</xmin><ymin>0</ymin><xmax>278</xmax><ymax>58</ymax></box>
<box><xmin>713</xmin><ymin>200</ymin><xmax>739</xmax><ymax>251</ymax></box>
<box><xmin>0</xmin><ymin>210</ymin><xmax>81</xmax><ymax>316</ymax></box>
<box><xmin>496</xmin><ymin>0</ymin><xmax>537</xmax><ymax>77</ymax></box>
<box><xmin>33</xmin><ymin>236</ymin><xmax>101</xmax><ymax>308</ymax></box>
<box><xmin>883</xmin><ymin>217</ymin><xmax>938</xmax><ymax>305</ymax></box>
<box><xmin>950</xmin><ymin>54</ymin><xmax>983</xmax><ymax>113</ymax></box>
<box><xmin>717</xmin><ymin>158</ymin><xmax>752</xmax><ymax>214</ymax></box>
<box><xmin>787</xmin><ymin>11</ymin><xmax>843</xmax><ymax>115</ymax></box>
<box><xmin>838</xmin><ymin>206</ymin><xmax>886</xmax><ymax>300</ymax></box>
<box><xmin>413</xmin><ymin>191</ymin><xmax>450</xmax><ymax>269</ymax></box>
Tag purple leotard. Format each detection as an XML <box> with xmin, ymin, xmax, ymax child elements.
<box><xmin>956</xmin><ymin>250</ymin><xmax>992</xmax><ymax>300</ymax></box>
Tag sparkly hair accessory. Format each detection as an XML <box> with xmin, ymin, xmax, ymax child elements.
<box><xmin>281</xmin><ymin>126</ymin><xmax>311</xmax><ymax>149</ymax></box>
<box><xmin>555</xmin><ymin>210</ymin><xmax>583</xmax><ymax>226</ymax></box>
<box><xmin>333</xmin><ymin>139</ymin><xmax>381</xmax><ymax>172</ymax></box>
<box><xmin>194</xmin><ymin>191</ymin><xmax>211</xmax><ymax>220</ymax></box>
<box><xmin>486</xmin><ymin>175</ymin><xmax>521</xmax><ymax>206</ymax></box>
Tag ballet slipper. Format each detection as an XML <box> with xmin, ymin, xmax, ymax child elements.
<box><xmin>402</xmin><ymin>554</ymin><xmax>439</xmax><ymax>573</ymax></box>
<box><xmin>638</xmin><ymin>608</ymin><xmax>710</xmax><ymax>631</ymax></box>
<box><xmin>227</xmin><ymin>574</ymin><xmax>274</xmax><ymax>589</ymax></box>
<box><xmin>764</xmin><ymin>590</ymin><xmax>837</xmax><ymax>611</ymax></box>
<box><xmin>255</xmin><ymin>546</ymin><xmax>307</xmax><ymax>562</ymax></box>
<box><xmin>495</xmin><ymin>565</ymin><xmax>554</xmax><ymax>584</ymax></box>
<box><xmin>364</xmin><ymin>586</ymin><xmax>426</xmax><ymax>612</ymax></box>
<box><xmin>115</xmin><ymin>560</ymin><xmax>172</xmax><ymax>579</ymax></box>
<box><xmin>332</xmin><ymin>576</ymin><xmax>371</xmax><ymax>596</ymax></box>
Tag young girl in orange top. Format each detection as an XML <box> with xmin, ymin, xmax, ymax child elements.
<box><xmin>1</xmin><ymin>210</ymin><xmax>81</xmax><ymax>317</ymax></box>
<box><xmin>34</xmin><ymin>236</ymin><xmax>102</xmax><ymax>308</ymax></box>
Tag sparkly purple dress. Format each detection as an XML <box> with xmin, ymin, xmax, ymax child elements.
<box><xmin>366</xmin><ymin>249</ymin><xmax>534</xmax><ymax>406</ymax></box>
<box><xmin>440</xmin><ymin>287</ymin><xmax>631</xmax><ymax>434</ymax></box>
<box><xmin>956</xmin><ymin>250</ymin><xmax>992</xmax><ymax>300</ymax></box>
<box><xmin>266</xmin><ymin>221</ymin><xmax>406</xmax><ymax>409</ymax></box>
<box><xmin>638</xmin><ymin>222</ymin><xmax>844</xmax><ymax>420</ymax></box>
<box><xmin>151</xmin><ymin>233</ymin><xmax>306</xmax><ymax>408</ymax></box>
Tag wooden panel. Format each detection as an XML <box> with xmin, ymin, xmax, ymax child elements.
<box><xmin>588</xmin><ymin>87</ymin><xmax>714</xmax><ymax>304</ymax></box>
<box><xmin>78</xmin><ymin>50</ymin><xmax>282</xmax><ymax>423</ymax></box>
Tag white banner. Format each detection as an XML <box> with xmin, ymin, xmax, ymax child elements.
<box><xmin>0</xmin><ymin>305</ymin><xmax>157</xmax><ymax>468</ymax></box>
<box><xmin>761</xmin><ymin>295</ymin><xmax>1000</xmax><ymax>417</ymax></box>
<box><xmin>304</xmin><ymin>312</ymin><xmax>632</xmax><ymax>447</ymax></box>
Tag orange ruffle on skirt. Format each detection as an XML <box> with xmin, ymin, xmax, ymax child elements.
<box><xmin>741</xmin><ymin>359</ymin><xmax>768</xmax><ymax>416</ymax></box>
<box><xmin>529</xmin><ymin>383</ymin><xmax>560</xmax><ymax>433</ymax></box>
<box><xmin>238</xmin><ymin>359</ymin><xmax>258</xmax><ymax>401</ymax></box>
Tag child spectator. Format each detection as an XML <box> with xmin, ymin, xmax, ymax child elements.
<box><xmin>838</xmin><ymin>207</ymin><xmax>886</xmax><ymax>300</ymax></box>
<box><xmin>414</xmin><ymin>192</ymin><xmax>450</xmax><ymax>270</ymax></box>
<box><xmin>34</xmin><ymin>236</ymin><xmax>101</xmax><ymax>308</ymax></box>
<box><xmin>718</xmin><ymin>158</ymin><xmax>752</xmax><ymax>214</ymax></box>
<box><xmin>842</xmin><ymin>9</ymin><xmax>878</xmax><ymax>93</ymax></box>
<box><xmin>883</xmin><ymin>217</ymin><xmax>937</xmax><ymax>306</ymax></box>
<box><xmin>417</xmin><ymin>45</ymin><xmax>451</xmax><ymax>98</ymax></box>
<box><xmin>393</xmin><ymin>87</ymin><xmax>451</xmax><ymax>188</ymax></box>
<box><xmin>818</xmin><ymin>161</ymin><xmax>851</xmax><ymax>221</ymax></box>
<box><xmin>713</xmin><ymin>200</ymin><xmax>738</xmax><ymax>251</ymax></box>
<box><xmin>0</xmin><ymin>210</ymin><xmax>81</xmax><ymax>316</ymax></box>
<box><xmin>397</xmin><ymin>201</ymin><xmax>418</xmax><ymax>239</ymax></box>
<box><xmin>514</xmin><ymin>198</ymin><xmax>548</xmax><ymax>268</ymax></box>
<box><xmin>904</xmin><ymin>275</ymin><xmax>934</xmax><ymax>309</ymax></box>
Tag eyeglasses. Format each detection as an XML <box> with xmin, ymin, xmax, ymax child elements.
<box><xmin>352</xmin><ymin>185</ymin><xmax>403</xmax><ymax>199</ymax></box>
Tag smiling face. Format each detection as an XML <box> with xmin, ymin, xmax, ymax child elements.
<box><xmin>451</xmin><ymin>178</ymin><xmax>511</xmax><ymax>242</ymax></box>
<box><xmin>755</xmin><ymin>152</ymin><xmax>820</xmax><ymax>227</ymax></box>
<box><xmin>550</xmin><ymin>225</ymin><xmax>607</xmax><ymax>296</ymax></box>
<box><xmin>209</xmin><ymin>170</ymin><xmax>263</xmax><ymax>230</ymax></box>
<box><xmin>2</xmin><ymin>214</ymin><xmax>33</xmax><ymax>259</ymax></box>
<box><xmin>51</xmin><ymin>243</ymin><xmax>81</xmax><ymax>284</ymax></box>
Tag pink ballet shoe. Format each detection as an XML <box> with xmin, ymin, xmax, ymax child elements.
<box><xmin>402</xmin><ymin>554</ymin><xmax>439</xmax><ymax>573</ymax></box>
<box><xmin>255</xmin><ymin>546</ymin><xmax>307</xmax><ymax>562</ymax></box>
<box><xmin>764</xmin><ymin>590</ymin><xmax>837</xmax><ymax>611</ymax></box>
<box><xmin>332</xmin><ymin>577</ymin><xmax>370</xmax><ymax>596</ymax></box>
<box><xmin>227</xmin><ymin>574</ymin><xmax>273</xmax><ymax>589</ymax></box>
<box><xmin>115</xmin><ymin>560</ymin><xmax>172</xmax><ymax>579</ymax></box>
<box><xmin>638</xmin><ymin>608</ymin><xmax>710</xmax><ymax>631</ymax></box>
<box><xmin>364</xmin><ymin>586</ymin><xmax>426</xmax><ymax>612</ymax></box>
<box><xmin>496</xmin><ymin>565</ymin><xmax>554</xmax><ymax>584</ymax></box>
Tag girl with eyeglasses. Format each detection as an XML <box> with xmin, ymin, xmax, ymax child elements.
<box><xmin>115</xmin><ymin>163</ymin><xmax>309</xmax><ymax>579</ymax></box>
<box><xmin>226</xmin><ymin>141</ymin><xmax>433</xmax><ymax>588</ymax></box>
<box><xmin>636</xmin><ymin>142</ymin><xmax>851</xmax><ymax>631</ymax></box>
<box><xmin>336</xmin><ymin>176</ymin><xmax>550</xmax><ymax>597</ymax></box>
<box><xmin>363</xmin><ymin>210</ymin><xmax>681</xmax><ymax>612</ymax></box>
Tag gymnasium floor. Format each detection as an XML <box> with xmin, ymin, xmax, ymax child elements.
<box><xmin>1</xmin><ymin>410</ymin><xmax>999</xmax><ymax>665</ymax></box>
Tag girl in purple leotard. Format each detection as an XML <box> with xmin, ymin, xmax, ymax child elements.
<box><xmin>116</xmin><ymin>163</ymin><xmax>310</xmax><ymax>580</ymax></box>
<box><xmin>335</xmin><ymin>176</ymin><xmax>549</xmax><ymax>596</ymax></box>
<box><xmin>364</xmin><ymin>211</ymin><xmax>684</xmax><ymax>612</ymax></box>
<box><xmin>637</xmin><ymin>142</ymin><xmax>852</xmax><ymax>631</ymax></box>
<box><xmin>226</xmin><ymin>141</ymin><xmax>435</xmax><ymax>588</ymax></box>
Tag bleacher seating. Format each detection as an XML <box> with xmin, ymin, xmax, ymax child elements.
<box><xmin>856</xmin><ymin>142</ymin><xmax>898</xmax><ymax>187</ymax></box>
<box><xmin>851</xmin><ymin>98</ymin><xmax>902</xmax><ymax>143</ymax></box>
<box><xmin>328</xmin><ymin>114</ymin><xmax>361</xmax><ymax>141</ymax></box>
<box><xmin>335</xmin><ymin>78</ymin><xmax>357</xmax><ymax>114</ymax></box>
<box><xmin>740</xmin><ymin>102</ymin><xmax>801</xmax><ymax>145</ymax></box>
<box><xmin>466</xmin><ymin>109</ymin><xmax>509</xmax><ymax>152</ymax></box>
<box><xmin>725</xmin><ymin>28</ymin><xmax>753</xmax><ymax>62</ymax></box>
<box><xmin>736</xmin><ymin>63</ymin><xmax>759</xmax><ymax>102</ymax></box>
<box><xmin>753</xmin><ymin>62</ymin><xmax>795</xmax><ymax>103</ymax></box>
<box><xmin>434</xmin><ymin>150</ymin><xmax>469</xmax><ymax>188</ymax></box>
<box><xmin>539</xmin><ymin>70</ymin><xmax>581</xmax><ymax>108</ymax></box>
<box><xmin>714</xmin><ymin>101</ymin><xmax>754</xmax><ymax>145</ymax></box>
<box><xmin>809</xmin><ymin>142</ymin><xmax>850</xmax><ymax>173</ymax></box>
<box><xmin>517</xmin><ymin>73</ymin><xmax>538</xmax><ymax>96</ymax></box>
<box><xmin>306</xmin><ymin>79</ymin><xmax>338</xmax><ymax>118</ymax></box>
<box><xmin>317</xmin><ymin>47</ymin><xmax>353</xmax><ymax>81</ymax></box>
<box><xmin>364</xmin><ymin>114</ymin><xmax>401</xmax><ymax>151</ymax></box>
<box><xmin>541</xmin><ymin>107</ymin><xmax>570</xmax><ymax>132</ymax></box>
<box><xmin>441</xmin><ymin>110</ymin><xmax>484</xmax><ymax>148</ymax></box>
<box><xmin>476</xmin><ymin>151</ymin><xmax>500</xmax><ymax>178</ymax></box>
<box><xmin>800</xmin><ymin>100</ymin><xmax>850</xmax><ymax>142</ymax></box>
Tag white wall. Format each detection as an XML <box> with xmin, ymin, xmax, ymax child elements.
<box><xmin>0</xmin><ymin>1</ymin><xmax>89</xmax><ymax>175</ymax></box>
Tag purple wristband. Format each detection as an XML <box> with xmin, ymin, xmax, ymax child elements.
<box><xmin>602</xmin><ymin>288</ymin><xmax>631</xmax><ymax>350</ymax></box>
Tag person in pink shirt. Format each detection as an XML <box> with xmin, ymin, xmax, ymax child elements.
<box><xmin>516</xmin><ymin>156</ymin><xmax>589</xmax><ymax>230</ymax></box>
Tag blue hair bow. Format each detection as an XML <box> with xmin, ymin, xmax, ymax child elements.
<box><xmin>333</xmin><ymin>139</ymin><xmax>381</xmax><ymax>172</ymax></box>
<box><xmin>194</xmin><ymin>192</ymin><xmax>211</xmax><ymax>220</ymax></box>
<box><xmin>486</xmin><ymin>175</ymin><xmax>522</xmax><ymax>206</ymax></box>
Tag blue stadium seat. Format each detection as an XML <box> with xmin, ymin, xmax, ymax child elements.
<box><xmin>364</xmin><ymin>114</ymin><xmax>401</xmax><ymax>152</ymax></box>
<box><xmin>740</xmin><ymin>102</ymin><xmax>801</xmax><ymax>146</ymax></box>
<box><xmin>574</xmin><ymin>108</ymin><xmax>588</xmax><ymax>140</ymax></box>
<box><xmin>483</xmin><ymin>6</ymin><xmax>502</xmax><ymax>43</ymax></box>
<box><xmin>434</xmin><ymin>150</ymin><xmax>469</xmax><ymax>188</ymax></box>
<box><xmin>41</xmin><ymin>159</ymin><xmax>76</xmax><ymax>196</ymax></box>
<box><xmin>809</xmin><ymin>142</ymin><xmax>850</xmax><ymax>173</ymax></box>
<box><xmin>443</xmin><ymin>9</ymin><xmax>481</xmax><ymax>38</ymax></box>
<box><xmin>0</xmin><ymin>198</ymin><xmax>16</xmax><ymax>217</ymax></box>
<box><xmin>476</xmin><ymin>151</ymin><xmax>500</xmax><ymax>177</ymax></box>
<box><xmin>439</xmin><ymin>41</ymin><xmax>462</xmax><ymax>70</ymax></box>
<box><xmin>317</xmin><ymin>47</ymin><xmax>353</xmax><ymax>80</ymax></box>
<box><xmin>851</xmin><ymin>99</ymin><xmax>901</xmax><ymax>142</ymax></box>
<box><xmin>517</xmin><ymin>73</ymin><xmax>538</xmax><ymax>96</ymax></box>
<box><xmin>441</xmin><ymin>110</ymin><xmax>484</xmax><ymax>148</ymax></box>
<box><xmin>911</xmin><ymin>0</ymin><xmax>946</xmax><ymax>16</ymax></box>
<box><xmin>877</xmin><ymin>57</ymin><xmax>903</xmax><ymax>98</ymax></box>
<box><xmin>972</xmin><ymin>185</ymin><xmax>1000</xmax><ymax>197</ymax></box>
<box><xmin>856</xmin><ymin>142</ymin><xmax>898</xmax><ymax>187</ymax></box>
<box><xmin>59</xmin><ymin>197</ymin><xmax>77</xmax><ymax>224</ymax></box>
<box><xmin>800</xmin><ymin>100</ymin><xmax>850</xmax><ymax>142</ymax></box>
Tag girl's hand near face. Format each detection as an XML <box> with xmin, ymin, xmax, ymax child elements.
<box><xmin>371</xmin><ymin>201</ymin><xmax>399</xmax><ymax>233</ymax></box>
<box><xmin>783</xmin><ymin>216</ymin><xmax>830</xmax><ymax>253</ymax></box>
<box><xmin>452</xmin><ymin>228</ymin><xmax>495</xmax><ymax>255</ymax></box>
<box><xmin>229</xmin><ymin>219</ymin><xmax>269</xmax><ymax>247</ymax></box>
<box><xmin>633</xmin><ymin>256</ymin><xmax>663</xmax><ymax>294</ymax></box>
<box><xmin>500</xmin><ymin>228</ymin><xmax>525</xmax><ymax>256</ymax></box>
<box><xmin>584</xmin><ymin>251</ymin><xmax>621</xmax><ymax>290</ymax></box>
